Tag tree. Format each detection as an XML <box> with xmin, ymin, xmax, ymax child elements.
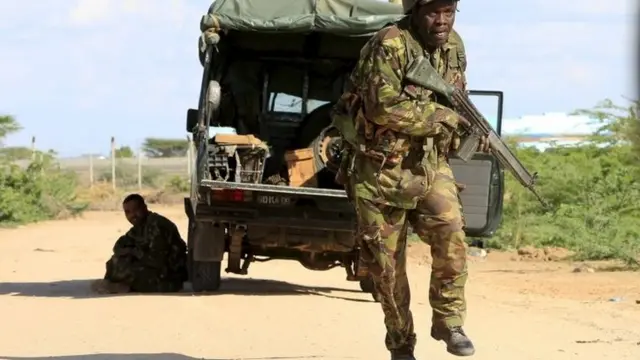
<box><xmin>0</xmin><ymin>146</ymin><xmax>33</xmax><ymax>160</ymax></box>
<box><xmin>0</xmin><ymin>114</ymin><xmax>86</xmax><ymax>225</ymax></box>
<box><xmin>573</xmin><ymin>98</ymin><xmax>640</xmax><ymax>161</ymax></box>
<box><xmin>0</xmin><ymin>116</ymin><xmax>35</xmax><ymax>160</ymax></box>
<box><xmin>141</xmin><ymin>138</ymin><xmax>189</xmax><ymax>158</ymax></box>
<box><xmin>493</xmin><ymin>98</ymin><xmax>640</xmax><ymax>266</ymax></box>
<box><xmin>115</xmin><ymin>145</ymin><xmax>134</xmax><ymax>158</ymax></box>
<box><xmin>0</xmin><ymin>115</ymin><xmax>21</xmax><ymax>144</ymax></box>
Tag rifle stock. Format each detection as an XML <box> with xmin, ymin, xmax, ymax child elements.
<box><xmin>405</xmin><ymin>56</ymin><xmax>548</xmax><ymax>207</ymax></box>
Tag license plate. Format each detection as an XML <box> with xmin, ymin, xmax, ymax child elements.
<box><xmin>256</xmin><ymin>194</ymin><xmax>292</xmax><ymax>206</ymax></box>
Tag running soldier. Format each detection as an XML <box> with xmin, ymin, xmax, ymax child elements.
<box><xmin>332</xmin><ymin>0</ymin><xmax>488</xmax><ymax>358</ymax></box>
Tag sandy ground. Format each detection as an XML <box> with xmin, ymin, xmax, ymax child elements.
<box><xmin>0</xmin><ymin>206</ymin><xmax>638</xmax><ymax>360</ymax></box>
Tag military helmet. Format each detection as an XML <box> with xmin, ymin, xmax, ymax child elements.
<box><xmin>401</xmin><ymin>0</ymin><xmax>458</xmax><ymax>14</ymax></box>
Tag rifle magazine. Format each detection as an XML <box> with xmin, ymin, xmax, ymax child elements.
<box><xmin>453</xmin><ymin>133</ymin><xmax>480</xmax><ymax>162</ymax></box>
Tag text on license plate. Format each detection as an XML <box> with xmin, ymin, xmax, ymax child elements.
<box><xmin>256</xmin><ymin>194</ymin><xmax>292</xmax><ymax>206</ymax></box>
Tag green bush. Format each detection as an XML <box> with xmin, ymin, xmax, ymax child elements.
<box><xmin>491</xmin><ymin>99</ymin><xmax>640</xmax><ymax>266</ymax></box>
<box><xmin>165</xmin><ymin>175</ymin><xmax>190</xmax><ymax>193</ymax></box>
<box><xmin>0</xmin><ymin>153</ymin><xmax>88</xmax><ymax>225</ymax></box>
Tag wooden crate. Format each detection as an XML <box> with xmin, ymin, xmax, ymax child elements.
<box><xmin>284</xmin><ymin>148</ymin><xmax>317</xmax><ymax>187</ymax></box>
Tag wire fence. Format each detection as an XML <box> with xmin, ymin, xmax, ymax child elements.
<box><xmin>9</xmin><ymin>136</ymin><xmax>196</xmax><ymax>191</ymax></box>
<box><xmin>74</xmin><ymin>155</ymin><xmax>191</xmax><ymax>189</ymax></box>
<box><xmin>14</xmin><ymin>154</ymin><xmax>194</xmax><ymax>190</ymax></box>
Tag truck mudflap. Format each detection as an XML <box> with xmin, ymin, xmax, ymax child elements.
<box><xmin>192</xmin><ymin>221</ymin><xmax>226</xmax><ymax>262</ymax></box>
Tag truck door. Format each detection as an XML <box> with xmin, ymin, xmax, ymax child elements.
<box><xmin>450</xmin><ymin>90</ymin><xmax>505</xmax><ymax>238</ymax></box>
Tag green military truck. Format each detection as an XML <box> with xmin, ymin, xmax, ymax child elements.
<box><xmin>184</xmin><ymin>0</ymin><xmax>505</xmax><ymax>294</ymax></box>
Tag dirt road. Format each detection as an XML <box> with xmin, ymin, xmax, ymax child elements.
<box><xmin>0</xmin><ymin>206</ymin><xmax>638</xmax><ymax>360</ymax></box>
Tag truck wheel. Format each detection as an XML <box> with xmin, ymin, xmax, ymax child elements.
<box><xmin>206</xmin><ymin>80</ymin><xmax>221</xmax><ymax>115</ymax></box>
<box><xmin>186</xmin><ymin>214</ymin><xmax>223</xmax><ymax>293</ymax></box>
<box><xmin>190</xmin><ymin>258</ymin><xmax>222</xmax><ymax>292</ymax></box>
<box><xmin>295</xmin><ymin>103</ymin><xmax>334</xmax><ymax>148</ymax></box>
<box><xmin>359</xmin><ymin>276</ymin><xmax>380</xmax><ymax>303</ymax></box>
<box><xmin>310</xmin><ymin>125</ymin><xmax>342</xmax><ymax>172</ymax></box>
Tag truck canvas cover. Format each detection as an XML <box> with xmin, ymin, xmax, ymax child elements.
<box><xmin>197</xmin><ymin>0</ymin><xmax>406</xmax><ymax>103</ymax></box>
<box><xmin>200</xmin><ymin>0</ymin><xmax>404</xmax><ymax>35</ymax></box>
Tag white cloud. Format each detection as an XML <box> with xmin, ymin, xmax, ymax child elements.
<box><xmin>0</xmin><ymin>0</ymin><xmax>636</xmax><ymax>155</ymax></box>
<box><xmin>67</xmin><ymin>0</ymin><xmax>112</xmax><ymax>25</ymax></box>
<box><xmin>502</xmin><ymin>113</ymin><xmax>600</xmax><ymax>135</ymax></box>
<box><xmin>66</xmin><ymin>0</ymin><xmax>197</xmax><ymax>28</ymax></box>
<box><xmin>457</xmin><ymin>16</ymin><xmax>635</xmax><ymax>111</ymax></box>
<box><xmin>564</xmin><ymin>63</ymin><xmax>593</xmax><ymax>85</ymax></box>
<box><xmin>0</xmin><ymin>0</ymin><xmax>205</xmax><ymax>153</ymax></box>
<box><xmin>533</xmin><ymin>0</ymin><xmax>637</xmax><ymax>15</ymax></box>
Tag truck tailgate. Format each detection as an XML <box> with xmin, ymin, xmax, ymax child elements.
<box><xmin>195</xmin><ymin>180</ymin><xmax>354</xmax><ymax>231</ymax></box>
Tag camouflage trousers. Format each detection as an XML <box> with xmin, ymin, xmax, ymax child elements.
<box><xmin>104</xmin><ymin>255</ymin><xmax>185</xmax><ymax>293</ymax></box>
<box><xmin>355</xmin><ymin>163</ymin><xmax>468</xmax><ymax>352</ymax></box>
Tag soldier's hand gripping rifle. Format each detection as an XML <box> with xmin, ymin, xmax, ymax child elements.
<box><xmin>405</xmin><ymin>55</ymin><xmax>548</xmax><ymax>207</ymax></box>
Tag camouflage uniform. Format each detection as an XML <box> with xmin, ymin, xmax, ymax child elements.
<box><xmin>102</xmin><ymin>212</ymin><xmax>188</xmax><ymax>293</ymax></box>
<box><xmin>332</xmin><ymin>15</ymin><xmax>470</xmax><ymax>357</ymax></box>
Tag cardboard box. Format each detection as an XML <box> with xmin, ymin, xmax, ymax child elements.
<box><xmin>284</xmin><ymin>148</ymin><xmax>317</xmax><ymax>187</ymax></box>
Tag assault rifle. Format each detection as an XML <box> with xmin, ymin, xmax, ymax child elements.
<box><xmin>405</xmin><ymin>55</ymin><xmax>548</xmax><ymax>207</ymax></box>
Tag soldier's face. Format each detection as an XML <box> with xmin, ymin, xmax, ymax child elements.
<box><xmin>123</xmin><ymin>200</ymin><xmax>147</xmax><ymax>226</ymax></box>
<box><xmin>415</xmin><ymin>0</ymin><xmax>457</xmax><ymax>47</ymax></box>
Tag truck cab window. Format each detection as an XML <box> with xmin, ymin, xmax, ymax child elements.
<box><xmin>268</xmin><ymin>93</ymin><xmax>327</xmax><ymax>114</ymax></box>
<box><xmin>468</xmin><ymin>91</ymin><xmax>503</xmax><ymax>135</ymax></box>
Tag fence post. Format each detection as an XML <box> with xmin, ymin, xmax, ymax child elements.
<box><xmin>111</xmin><ymin>137</ymin><xmax>116</xmax><ymax>190</ymax></box>
<box><xmin>137</xmin><ymin>148</ymin><xmax>142</xmax><ymax>190</ymax></box>
<box><xmin>30</xmin><ymin>136</ymin><xmax>36</xmax><ymax>161</ymax></box>
<box><xmin>89</xmin><ymin>154</ymin><xmax>94</xmax><ymax>187</ymax></box>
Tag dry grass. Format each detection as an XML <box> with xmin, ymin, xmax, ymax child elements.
<box><xmin>76</xmin><ymin>182</ymin><xmax>186</xmax><ymax>211</ymax></box>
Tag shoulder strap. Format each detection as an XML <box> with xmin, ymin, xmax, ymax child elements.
<box><xmin>457</xmin><ymin>47</ymin><xmax>466</xmax><ymax>70</ymax></box>
<box><xmin>399</xmin><ymin>30</ymin><xmax>421</xmax><ymax>75</ymax></box>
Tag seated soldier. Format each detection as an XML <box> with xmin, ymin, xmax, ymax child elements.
<box><xmin>92</xmin><ymin>194</ymin><xmax>188</xmax><ymax>294</ymax></box>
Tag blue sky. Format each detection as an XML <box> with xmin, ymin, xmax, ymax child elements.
<box><xmin>0</xmin><ymin>0</ymin><xmax>637</xmax><ymax>156</ymax></box>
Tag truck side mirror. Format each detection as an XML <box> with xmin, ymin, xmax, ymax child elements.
<box><xmin>186</xmin><ymin>108</ymin><xmax>198</xmax><ymax>132</ymax></box>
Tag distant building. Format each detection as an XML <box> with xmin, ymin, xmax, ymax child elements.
<box><xmin>501</xmin><ymin>112</ymin><xmax>601</xmax><ymax>151</ymax></box>
<box><xmin>78</xmin><ymin>153</ymin><xmax>107</xmax><ymax>160</ymax></box>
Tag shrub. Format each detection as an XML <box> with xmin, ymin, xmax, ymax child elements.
<box><xmin>491</xmin><ymin>99</ymin><xmax>640</xmax><ymax>266</ymax></box>
<box><xmin>165</xmin><ymin>175</ymin><xmax>190</xmax><ymax>193</ymax></box>
<box><xmin>0</xmin><ymin>153</ymin><xmax>88</xmax><ymax>225</ymax></box>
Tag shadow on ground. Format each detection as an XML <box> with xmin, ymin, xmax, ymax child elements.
<box><xmin>478</xmin><ymin>269</ymin><xmax>562</xmax><ymax>274</ymax></box>
<box><xmin>0</xmin><ymin>354</ymin><xmax>335</xmax><ymax>360</ymax></box>
<box><xmin>0</xmin><ymin>277</ymin><xmax>373</xmax><ymax>303</ymax></box>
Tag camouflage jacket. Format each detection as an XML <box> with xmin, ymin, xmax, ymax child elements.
<box><xmin>333</xmin><ymin>17</ymin><xmax>467</xmax><ymax>209</ymax></box>
<box><xmin>113</xmin><ymin>212</ymin><xmax>187</xmax><ymax>271</ymax></box>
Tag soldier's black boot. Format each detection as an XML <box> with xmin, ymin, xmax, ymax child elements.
<box><xmin>390</xmin><ymin>344</ymin><xmax>416</xmax><ymax>360</ymax></box>
<box><xmin>431</xmin><ymin>326</ymin><xmax>475</xmax><ymax>356</ymax></box>
<box><xmin>390</xmin><ymin>350</ymin><xmax>416</xmax><ymax>360</ymax></box>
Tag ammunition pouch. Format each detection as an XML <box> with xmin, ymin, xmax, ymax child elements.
<box><xmin>332</xmin><ymin>90</ymin><xmax>435</xmax><ymax>174</ymax></box>
<box><xmin>334</xmin><ymin>143</ymin><xmax>354</xmax><ymax>187</ymax></box>
<box><xmin>331</xmin><ymin>92</ymin><xmax>362</xmax><ymax>147</ymax></box>
<box><xmin>359</xmin><ymin>134</ymin><xmax>434</xmax><ymax>171</ymax></box>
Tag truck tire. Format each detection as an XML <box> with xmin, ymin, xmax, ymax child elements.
<box><xmin>359</xmin><ymin>276</ymin><xmax>380</xmax><ymax>303</ymax></box>
<box><xmin>296</xmin><ymin>103</ymin><xmax>334</xmax><ymax>149</ymax></box>
<box><xmin>185</xmin><ymin>212</ymin><xmax>223</xmax><ymax>293</ymax></box>
<box><xmin>309</xmin><ymin>125</ymin><xmax>342</xmax><ymax>173</ymax></box>
<box><xmin>190</xmin><ymin>257</ymin><xmax>222</xmax><ymax>292</ymax></box>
